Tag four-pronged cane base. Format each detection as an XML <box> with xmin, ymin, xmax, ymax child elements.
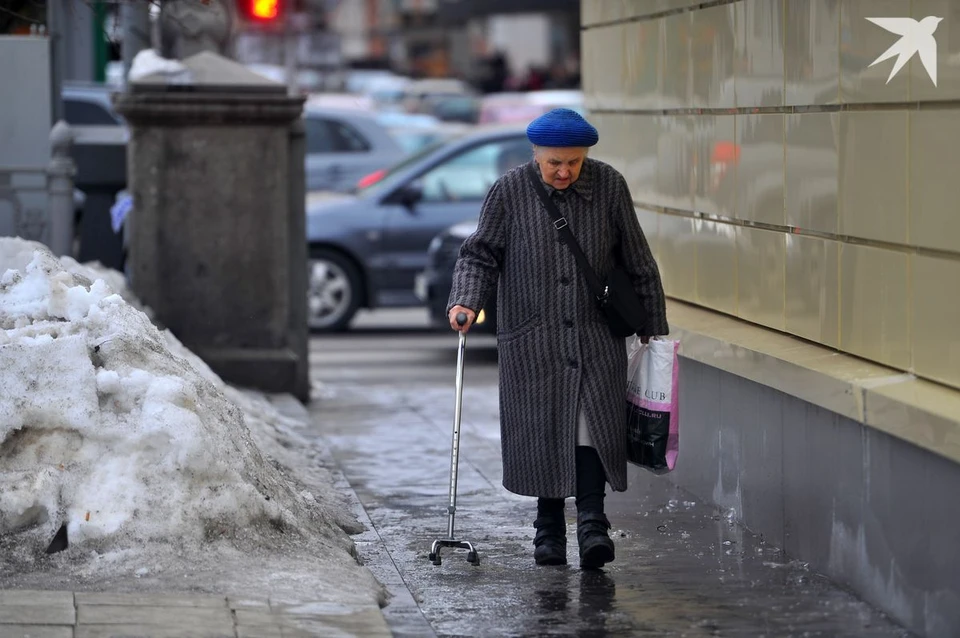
<box><xmin>429</xmin><ymin>538</ymin><xmax>479</xmax><ymax>566</ymax></box>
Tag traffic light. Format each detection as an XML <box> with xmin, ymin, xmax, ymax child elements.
<box><xmin>238</xmin><ymin>0</ymin><xmax>282</xmax><ymax>23</ymax></box>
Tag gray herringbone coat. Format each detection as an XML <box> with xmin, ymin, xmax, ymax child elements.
<box><xmin>447</xmin><ymin>158</ymin><xmax>669</xmax><ymax>498</ymax></box>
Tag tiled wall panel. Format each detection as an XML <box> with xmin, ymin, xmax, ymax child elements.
<box><xmin>622</xmin><ymin>114</ymin><xmax>659</xmax><ymax>204</ymax></box>
<box><xmin>690</xmin><ymin>4</ymin><xmax>738</xmax><ymax>108</ymax></box>
<box><xmin>912</xmin><ymin>0</ymin><xmax>960</xmax><ymax>100</ymax></box>
<box><xmin>583</xmin><ymin>0</ymin><xmax>959</xmax><ymax>389</ymax></box>
<box><xmin>784</xmin><ymin>0</ymin><xmax>840</xmax><ymax>105</ymax></box>
<box><xmin>912</xmin><ymin>256</ymin><xmax>960</xmax><ymax>388</ymax></box>
<box><xmin>784</xmin><ymin>234</ymin><xmax>840</xmax><ymax>348</ymax></box>
<box><xmin>622</xmin><ymin>19</ymin><xmax>662</xmax><ymax>109</ymax></box>
<box><xmin>657</xmin><ymin>214</ymin><xmax>697</xmax><ymax>302</ymax></box>
<box><xmin>838</xmin><ymin>111</ymin><xmax>908</xmax><ymax>244</ymax></box>
<box><xmin>840</xmin><ymin>0</ymin><xmax>912</xmax><ymax>103</ymax></box>
<box><xmin>784</xmin><ymin>113</ymin><xmax>839</xmax><ymax>235</ymax></box>
<box><xmin>839</xmin><ymin>244</ymin><xmax>911</xmax><ymax>370</ymax></box>
<box><xmin>737</xmin><ymin>226</ymin><xmax>785</xmax><ymax>329</ymax></box>
<box><xmin>695</xmin><ymin>220</ymin><xmax>738</xmax><ymax>314</ymax></box>
<box><xmin>735</xmin><ymin>113</ymin><xmax>784</xmax><ymax>226</ymax></box>
<box><xmin>734</xmin><ymin>0</ymin><xmax>785</xmax><ymax>107</ymax></box>
<box><xmin>909</xmin><ymin>111</ymin><xmax>960</xmax><ymax>253</ymax></box>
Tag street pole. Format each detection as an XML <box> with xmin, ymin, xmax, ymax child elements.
<box><xmin>284</xmin><ymin>11</ymin><xmax>298</xmax><ymax>96</ymax></box>
<box><xmin>47</xmin><ymin>0</ymin><xmax>64</xmax><ymax>124</ymax></box>
<box><xmin>92</xmin><ymin>0</ymin><xmax>107</xmax><ymax>82</ymax></box>
<box><xmin>120</xmin><ymin>0</ymin><xmax>151</xmax><ymax>83</ymax></box>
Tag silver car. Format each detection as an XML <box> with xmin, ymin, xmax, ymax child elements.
<box><xmin>305</xmin><ymin>124</ymin><xmax>531</xmax><ymax>331</ymax></box>
<box><xmin>303</xmin><ymin>105</ymin><xmax>406</xmax><ymax>193</ymax></box>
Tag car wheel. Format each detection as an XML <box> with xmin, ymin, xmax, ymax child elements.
<box><xmin>307</xmin><ymin>248</ymin><xmax>362</xmax><ymax>332</ymax></box>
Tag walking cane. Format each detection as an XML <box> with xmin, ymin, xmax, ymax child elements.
<box><xmin>428</xmin><ymin>312</ymin><xmax>480</xmax><ymax>566</ymax></box>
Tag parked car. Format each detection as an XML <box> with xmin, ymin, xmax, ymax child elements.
<box><xmin>305</xmin><ymin>124</ymin><xmax>531</xmax><ymax>331</ymax></box>
<box><xmin>305</xmin><ymin>92</ymin><xmax>376</xmax><ymax>112</ymax></box>
<box><xmin>376</xmin><ymin>111</ymin><xmax>471</xmax><ymax>154</ymax></box>
<box><xmin>62</xmin><ymin>81</ymin><xmax>125</xmax><ymax>126</ymax></box>
<box><xmin>400</xmin><ymin>78</ymin><xmax>479</xmax><ymax>121</ymax></box>
<box><xmin>61</xmin><ymin>82</ymin><xmax>129</xmax><ymax>260</ymax></box>
<box><xmin>418</xmin><ymin>94</ymin><xmax>481</xmax><ymax>124</ymax></box>
<box><xmin>416</xmin><ymin>218</ymin><xmax>499</xmax><ymax>334</ymax></box>
<box><xmin>246</xmin><ymin>64</ymin><xmax>332</xmax><ymax>93</ymax></box>
<box><xmin>361</xmin><ymin>75</ymin><xmax>412</xmax><ymax>112</ymax></box>
<box><xmin>303</xmin><ymin>105</ymin><xmax>405</xmax><ymax>193</ymax></box>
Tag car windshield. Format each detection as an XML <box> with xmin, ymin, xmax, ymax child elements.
<box><xmin>389</xmin><ymin>129</ymin><xmax>444</xmax><ymax>154</ymax></box>
<box><xmin>354</xmin><ymin>137</ymin><xmax>452</xmax><ymax>197</ymax></box>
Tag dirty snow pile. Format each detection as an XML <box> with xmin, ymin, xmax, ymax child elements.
<box><xmin>0</xmin><ymin>238</ymin><xmax>370</xmax><ymax>593</ymax></box>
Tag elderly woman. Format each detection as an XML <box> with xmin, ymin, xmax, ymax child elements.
<box><xmin>447</xmin><ymin>109</ymin><xmax>669</xmax><ymax>569</ymax></box>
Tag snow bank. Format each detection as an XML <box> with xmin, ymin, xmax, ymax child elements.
<box><xmin>128</xmin><ymin>49</ymin><xmax>186</xmax><ymax>82</ymax></box>
<box><xmin>0</xmin><ymin>238</ymin><xmax>352</xmax><ymax>556</ymax></box>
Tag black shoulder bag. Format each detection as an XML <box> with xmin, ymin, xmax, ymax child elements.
<box><xmin>525</xmin><ymin>164</ymin><xmax>647</xmax><ymax>339</ymax></box>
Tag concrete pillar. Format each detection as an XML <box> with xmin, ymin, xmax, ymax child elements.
<box><xmin>112</xmin><ymin>51</ymin><xmax>310</xmax><ymax>401</ymax></box>
<box><xmin>59</xmin><ymin>0</ymin><xmax>95</xmax><ymax>82</ymax></box>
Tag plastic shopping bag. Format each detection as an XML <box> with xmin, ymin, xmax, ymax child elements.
<box><xmin>626</xmin><ymin>337</ymin><xmax>680</xmax><ymax>474</ymax></box>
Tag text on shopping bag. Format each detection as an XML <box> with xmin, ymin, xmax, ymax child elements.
<box><xmin>625</xmin><ymin>338</ymin><xmax>680</xmax><ymax>474</ymax></box>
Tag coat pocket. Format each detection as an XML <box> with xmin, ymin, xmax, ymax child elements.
<box><xmin>497</xmin><ymin>315</ymin><xmax>541</xmax><ymax>343</ymax></box>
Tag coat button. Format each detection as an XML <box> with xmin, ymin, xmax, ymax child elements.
<box><xmin>560</xmin><ymin>277</ymin><xmax>570</xmax><ymax>285</ymax></box>
<box><xmin>568</xmin><ymin>359</ymin><xmax>578</xmax><ymax>368</ymax></box>
<box><xmin>564</xmin><ymin>319</ymin><xmax>574</xmax><ymax>328</ymax></box>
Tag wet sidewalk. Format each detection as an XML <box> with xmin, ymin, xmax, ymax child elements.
<box><xmin>309</xmin><ymin>376</ymin><xmax>912</xmax><ymax>637</ymax></box>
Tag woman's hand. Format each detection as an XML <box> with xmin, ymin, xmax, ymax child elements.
<box><xmin>448</xmin><ymin>306</ymin><xmax>477</xmax><ymax>333</ymax></box>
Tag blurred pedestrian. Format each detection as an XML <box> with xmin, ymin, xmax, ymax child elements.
<box><xmin>446</xmin><ymin>108</ymin><xmax>669</xmax><ymax>569</ymax></box>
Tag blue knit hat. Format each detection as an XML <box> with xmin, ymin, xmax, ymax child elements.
<box><xmin>526</xmin><ymin>108</ymin><xmax>599</xmax><ymax>147</ymax></box>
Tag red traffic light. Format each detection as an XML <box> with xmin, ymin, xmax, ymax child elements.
<box><xmin>239</xmin><ymin>0</ymin><xmax>280</xmax><ymax>22</ymax></box>
<box><xmin>251</xmin><ymin>0</ymin><xmax>278</xmax><ymax>19</ymax></box>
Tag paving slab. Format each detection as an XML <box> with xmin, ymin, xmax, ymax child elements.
<box><xmin>0</xmin><ymin>592</ymin><xmax>74</xmax><ymax>608</ymax></box>
<box><xmin>237</xmin><ymin>626</ymin><xmax>282</xmax><ymax>638</ymax></box>
<box><xmin>0</xmin><ymin>605</ymin><xmax>75</xmax><ymax>626</ymax></box>
<box><xmin>269</xmin><ymin>606</ymin><xmax>391</xmax><ymax>637</ymax></box>
<box><xmin>74</xmin><ymin>625</ymin><xmax>232</xmax><ymax>638</ymax></box>
<box><xmin>76</xmin><ymin>605</ymin><xmax>232</xmax><ymax>628</ymax></box>
<box><xmin>226</xmin><ymin>597</ymin><xmax>270</xmax><ymax>611</ymax></box>
<box><xmin>74</xmin><ymin>594</ymin><xmax>226</xmax><ymax>608</ymax></box>
<box><xmin>0</xmin><ymin>626</ymin><xmax>73</xmax><ymax>638</ymax></box>
<box><xmin>277</xmin><ymin>609</ymin><xmax>391</xmax><ymax>638</ymax></box>
<box><xmin>233</xmin><ymin>608</ymin><xmax>282</xmax><ymax>627</ymax></box>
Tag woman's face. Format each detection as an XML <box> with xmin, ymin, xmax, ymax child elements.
<box><xmin>534</xmin><ymin>146</ymin><xmax>588</xmax><ymax>190</ymax></box>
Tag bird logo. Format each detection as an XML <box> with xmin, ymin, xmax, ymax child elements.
<box><xmin>866</xmin><ymin>16</ymin><xmax>943</xmax><ymax>86</ymax></box>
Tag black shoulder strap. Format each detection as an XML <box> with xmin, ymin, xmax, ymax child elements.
<box><xmin>525</xmin><ymin>163</ymin><xmax>606</xmax><ymax>299</ymax></box>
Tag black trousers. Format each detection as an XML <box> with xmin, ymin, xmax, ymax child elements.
<box><xmin>537</xmin><ymin>446</ymin><xmax>606</xmax><ymax>518</ymax></box>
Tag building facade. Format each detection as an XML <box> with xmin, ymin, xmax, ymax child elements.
<box><xmin>582</xmin><ymin>1</ymin><xmax>959</xmax><ymax>636</ymax></box>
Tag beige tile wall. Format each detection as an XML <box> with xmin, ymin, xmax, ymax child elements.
<box><xmin>737</xmin><ymin>226</ymin><xmax>785</xmax><ymax>329</ymax></box>
<box><xmin>909</xmin><ymin>111</ymin><xmax>960</xmax><ymax>253</ymax></box>
<box><xmin>784</xmin><ymin>234</ymin><xmax>840</xmax><ymax>347</ymax></box>
<box><xmin>583</xmin><ymin>0</ymin><xmax>960</xmax><ymax>389</ymax></box>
